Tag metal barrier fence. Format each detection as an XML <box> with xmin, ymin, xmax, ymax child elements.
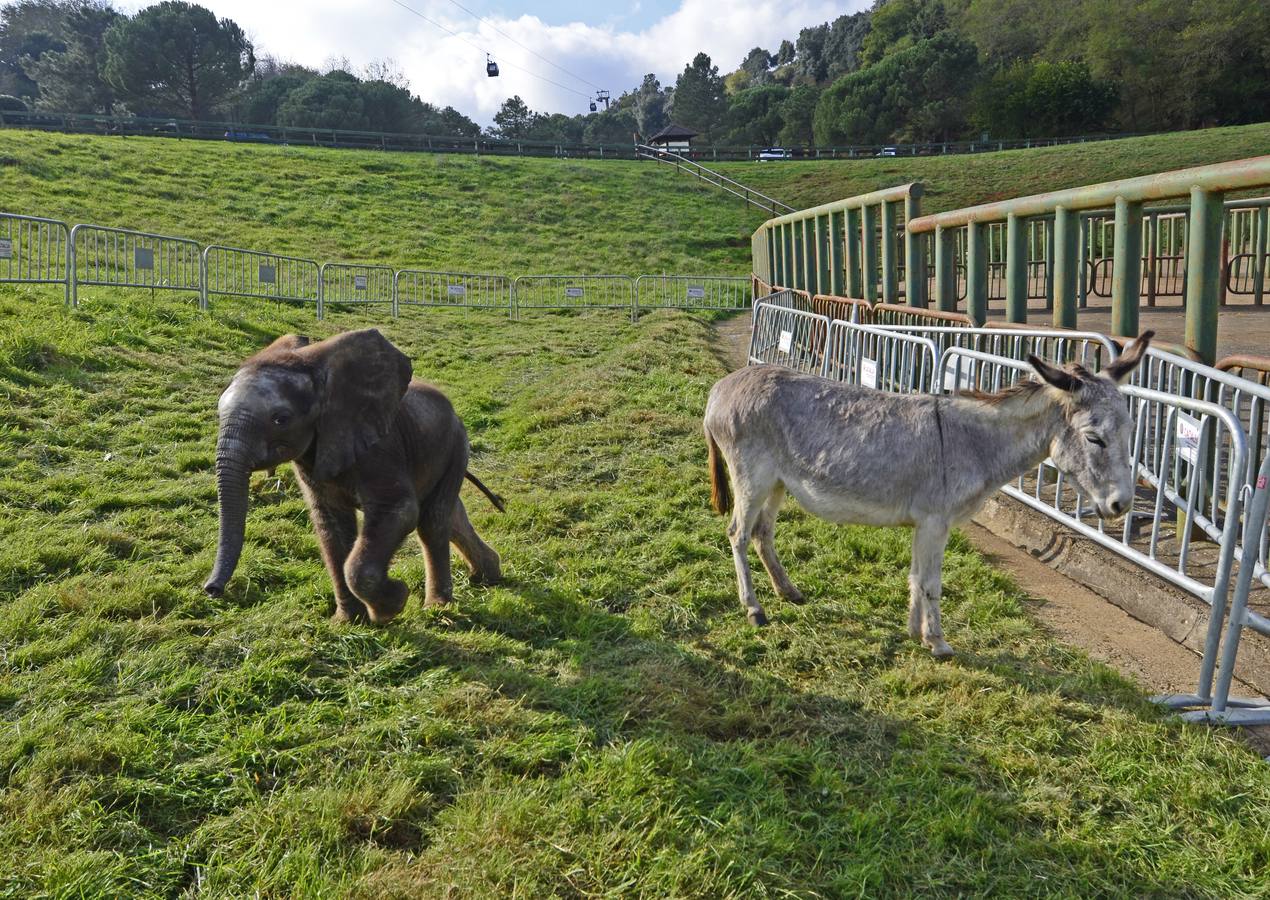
<box><xmin>319</xmin><ymin>263</ymin><xmax>395</xmax><ymax>319</ymax></box>
<box><xmin>821</xmin><ymin>319</ymin><xmax>939</xmax><ymax>392</ymax></box>
<box><xmin>633</xmin><ymin>274</ymin><xmax>751</xmax><ymax>322</ymax></box>
<box><xmin>201</xmin><ymin>245</ymin><xmax>321</xmax><ymax>310</ymax></box>
<box><xmin>69</xmin><ymin>223</ymin><xmax>201</xmax><ymax>307</ymax></box>
<box><xmin>512</xmin><ymin>274</ymin><xmax>635</xmax><ymax>313</ymax></box>
<box><xmin>0</xmin><ymin>212</ymin><xmax>70</xmax><ymax>304</ymax></box>
<box><xmin>395</xmin><ymin>270</ymin><xmax>514</xmax><ymax>316</ymax></box>
<box><xmin>748</xmin><ymin>301</ymin><xmax>829</xmax><ymax>373</ymax></box>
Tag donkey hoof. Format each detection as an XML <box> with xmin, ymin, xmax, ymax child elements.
<box><xmin>926</xmin><ymin>639</ymin><xmax>955</xmax><ymax>659</ymax></box>
<box><xmin>747</xmin><ymin>609</ymin><xmax>769</xmax><ymax>627</ymax></box>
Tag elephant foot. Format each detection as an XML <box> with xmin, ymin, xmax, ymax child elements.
<box><xmin>363</xmin><ymin>582</ymin><xmax>409</xmax><ymax>624</ymax></box>
<box><xmin>424</xmin><ymin>593</ymin><xmax>453</xmax><ymax>608</ymax></box>
<box><xmin>468</xmin><ymin>560</ymin><xmax>502</xmax><ymax>587</ymax></box>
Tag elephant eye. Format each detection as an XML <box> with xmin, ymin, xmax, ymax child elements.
<box><xmin>273</xmin><ymin>412</ymin><xmax>292</xmax><ymax>427</ymax></box>
<box><xmin>1086</xmin><ymin>434</ymin><xmax>1106</xmax><ymax>448</ymax></box>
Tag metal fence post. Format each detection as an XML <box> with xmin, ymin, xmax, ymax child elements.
<box><xmin>905</xmin><ymin>189</ymin><xmax>925</xmax><ymax>307</ymax></box>
<box><xmin>1078</xmin><ymin>214</ymin><xmax>1089</xmax><ymax>310</ymax></box>
<box><xmin>845</xmin><ymin>207</ymin><xmax>862</xmax><ymax>298</ymax></box>
<box><xmin>829</xmin><ymin>210</ymin><xmax>845</xmax><ymax>296</ymax></box>
<box><xmin>793</xmin><ymin>222</ymin><xmax>806</xmax><ymax>290</ymax></box>
<box><xmin>966</xmin><ymin>221</ymin><xmax>987</xmax><ymax>326</ymax></box>
<box><xmin>1005</xmin><ymin>212</ymin><xmax>1028</xmax><ymax>323</ymax></box>
<box><xmin>1255</xmin><ymin>205</ymin><xmax>1267</xmax><ymax>307</ymax></box>
<box><xmin>1185</xmin><ymin>187</ymin><xmax>1225</xmax><ymax>364</ymax></box>
<box><xmin>67</xmin><ymin>224</ymin><xmax>78</xmax><ymax>308</ymax></box>
<box><xmin>1052</xmin><ymin>207</ymin><xmax>1079</xmax><ymax>329</ymax></box>
<box><xmin>317</xmin><ymin>264</ymin><xmax>325</xmax><ymax>320</ymax></box>
<box><xmin>1111</xmin><ymin>196</ymin><xmax>1143</xmax><ymax>339</ymax></box>
<box><xmin>802</xmin><ymin>219</ymin><xmax>814</xmax><ymax>290</ymax></box>
<box><xmin>815</xmin><ymin>214</ymin><xmax>831</xmax><ymax>296</ymax></box>
<box><xmin>861</xmin><ymin>204</ymin><xmax>878</xmax><ymax>303</ymax></box>
<box><xmin>934</xmin><ymin>225</ymin><xmax>956</xmax><ymax>312</ymax></box>
<box><xmin>781</xmin><ymin>223</ymin><xmax>793</xmax><ymax>288</ymax></box>
<box><xmin>880</xmin><ymin>200</ymin><xmax>898</xmax><ymax>304</ymax></box>
<box><xmin>199</xmin><ymin>247</ymin><xmax>208</xmax><ymax>311</ymax></box>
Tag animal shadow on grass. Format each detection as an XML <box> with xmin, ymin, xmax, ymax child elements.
<box><xmin>382</xmin><ymin>573</ymin><xmax>1208</xmax><ymax>896</ymax></box>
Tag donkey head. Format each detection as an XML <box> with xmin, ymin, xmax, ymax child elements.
<box><xmin>1028</xmin><ymin>331</ymin><xmax>1153</xmax><ymax>519</ymax></box>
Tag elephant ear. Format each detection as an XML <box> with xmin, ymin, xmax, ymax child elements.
<box><xmin>302</xmin><ymin>329</ymin><xmax>412</xmax><ymax>480</ymax></box>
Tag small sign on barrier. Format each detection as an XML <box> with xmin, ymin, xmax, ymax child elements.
<box><xmin>0</xmin><ymin>239</ymin><xmax>12</xmax><ymax>259</ymax></box>
<box><xmin>134</xmin><ymin>247</ymin><xmax>154</xmax><ymax>270</ymax></box>
<box><xmin>778</xmin><ymin>330</ymin><xmax>793</xmax><ymax>354</ymax></box>
<box><xmin>860</xmin><ymin>357</ymin><xmax>877</xmax><ymax>388</ymax></box>
<box><xmin>565</xmin><ymin>286</ymin><xmax>584</xmax><ymax>298</ymax></box>
<box><xmin>942</xmin><ymin>357</ymin><xmax>975</xmax><ymax>392</ymax></box>
<box><xmin>1176</xmin><ymin>412</ymin><xmax>1201</xmax><ymax>465</ymax></box>
<box><xmin>258</xmin><ymin>264</ymin><xmax>277</xmax><ymax>284</ymax></box>
<box><xmin>447</xmin><ymin>283</ymin><xmax>467</xmax><ymax>296</ymax></box>
<box><xmin>354</xmin><ymin>274</ymin><xmax>368</xmax><ymax>291</ymax></box>
<box><xmin>686</xmin><ymin>285</ymin><xmax>706</xmax><ymax>299</ymax></box>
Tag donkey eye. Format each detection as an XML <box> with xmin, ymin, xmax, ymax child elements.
<box><xmin>1086</xmin><ymin>434</ymin><xmax>1106</xmax><ymax>448</ymax></box>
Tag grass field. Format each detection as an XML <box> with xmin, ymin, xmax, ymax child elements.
<box><xmin>2</xmin><ymin>125</ymin><xmax>1270</xmax><ymax>896</ymax></box>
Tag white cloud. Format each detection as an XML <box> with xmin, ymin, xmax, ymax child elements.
<box><xmin>116</xmin><ymin>0</ymin><xmax>859</xmax><ymax>123</ymax></box>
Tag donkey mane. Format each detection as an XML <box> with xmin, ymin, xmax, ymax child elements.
<box><xmin>956</xmin><ymin>379</ymin><xmax>1046</xmax><ymax>406</ymax></box>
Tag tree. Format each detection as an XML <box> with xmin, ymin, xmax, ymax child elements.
<box><xmin>778</xmin><ymin>83</ymin><xmax>820</xmax><ymax>146</ymax></box>
<box><xmin>419</xmin><ymin>103</ymin><xmax>480</xmax><ymax>137</ymax></box>
<box><xmin>739</xmin><ymin>46</ymin><xmax>774</xmax><ymax>84</ymax></box>
<box><xmin>672</xmin><ymin>52</ymin><xmax>727</xmax><ymax>141</ymax></box>
<box><xmin>24</xmin><ymin>2</ymin><xmax>121</xmax><ymax>113</ymax></box>
<box><xmin>823</xmin><ymin>11</ymin><xmax>871</xmax><ymax>80</ymax></box>
<box><xmin>814</xmin><ymin>31</ymin><xmax>979</xmax><ymax>144</ymax></box>
<box><xmin>491</xmin><ymin>95</ymin><xmax>534</xmax><ymax>139</ymax></box>
<box><xmin>104</xmin><ymin>1</ymin><xmax>253</xmax><ymax>119</ymax></box>
<box><xmin>582</xmin><ymin>104</ymin><xmax>636</xmax><ymax>144</ymax></box>
<box><xmin>0</xmin><ymin>0</ymin><xmax>72</xmax><ymax>99</ymax></box>
<box><xmin>859</xmin><ymin>0</ymin><xmax>949</xmax><ymax>66</ymax></box>
<box><xmin>974</xmin><ymin>59</ymin><xmax>1115</xmax><ymax>138</ymax></box>
<box><xmin>793</xmin><ymin>23</ymin><xmax>830</xmax><ymax>83</ymax></box>
<box><xmin>238</xmin><ymin>71</ymin><xmax>313</xmax><ymax>124</ymax></box>
<box><xmin>775</xmin><ymin>39</ymin><xmax>795</xmax><ymax>66</ymax></box>
<box><xmin>275</xmin><ymin>70</ymin><xmax>364</xmax><ymax>130</ymax></box>
<box><xmin>632</xmin><ymin>73</ymin><xmax>668</xmax><ymax>137</ymax></box>
<box><xmin>722</xmin><ymin>83</ymin><xmax>788</xmax><ymax>145</ymax></box>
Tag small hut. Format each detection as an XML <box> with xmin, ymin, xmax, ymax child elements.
<box><xmin>646</xmin><ymin>123</ymin><xmax>698</xmax><ymax>153</ymax></box>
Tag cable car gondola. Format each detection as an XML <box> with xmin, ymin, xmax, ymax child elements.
<box><xmin>486</xmin><ymin>55</ymin><xmax>499</xmax><ymax>77</ymax></box>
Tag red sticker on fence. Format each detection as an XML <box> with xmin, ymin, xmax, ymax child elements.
<box><xmin>1259</xmin><ymin>475</ymin><xmax>1268</xmax><ymax>490</ymax></box>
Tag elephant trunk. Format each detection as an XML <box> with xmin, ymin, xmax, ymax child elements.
<box><xmin>204</xmin><ymin>428</ymin><xmax>253</xmax><ymax>597</ymax></box>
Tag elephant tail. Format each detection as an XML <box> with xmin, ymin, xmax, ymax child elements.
<box><xmin>465</xmin><ymin>471</ymin><xmax>507</xmax><ymax>512</ymax></box>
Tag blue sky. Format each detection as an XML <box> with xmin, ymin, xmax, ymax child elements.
<box><xmin>114</xmin><ymin>0</ymin><xmax>861</xmax><ymax>123</ymax></box>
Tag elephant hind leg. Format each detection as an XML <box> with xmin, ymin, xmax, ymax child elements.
<box><xmin>450</xmin><ymin>499</ymin><xmax>501</xmax><ymax>586</ymax></box>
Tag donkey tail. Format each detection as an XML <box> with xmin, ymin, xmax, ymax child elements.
<box><xmin>465</xmin><ymin>471</ymin><xmax>507</xmax><ymax>513</ymax></box>
<box><xmin>706</xmin><ymin>429</ymin><xmax>732</xmax><ymax>515</ymax></box>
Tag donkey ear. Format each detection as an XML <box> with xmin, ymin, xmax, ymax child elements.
<box><xmin>301</xmin><ymin>329</ymin><xmax>412</xmax><ymax>480</ymax></box>
<box><xmin>1028</xmin><ymin>354</ymin><xmax>1081</xmax><ymax>392</ymax></box>
<box><xmin>1103</xmin><ymin>330</ymin><xmax>1154</xmax><ymax>383</ymax></box>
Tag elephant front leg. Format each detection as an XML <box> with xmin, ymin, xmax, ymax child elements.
<box><xmin>300</xmin><ymin>485</ymin><xmax>367</xmax><ymax>623</ymax></box>
<box><xmin>344</xmin><ymin>498</ymin><xmax>418</xmax><ymax>623</ymax></box>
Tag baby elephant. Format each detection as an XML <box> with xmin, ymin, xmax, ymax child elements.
<box><xmin>203</xmin><ymin>328</ymin><xmax>503</xmax><ymax>622</ymax></box>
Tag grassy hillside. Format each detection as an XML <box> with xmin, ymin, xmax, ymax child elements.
<box><xmin>2</xmin><ymin>125</ymin><xmax>1270</xmax><ymax>895</ymax></box>
<box><xmin>715</xmin><ymin>122</ymin><xmax>1270</xmax><ymax>213</ymax></box>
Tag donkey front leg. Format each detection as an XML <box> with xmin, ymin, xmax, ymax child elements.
<box><xmin>909</xmin><ymin>519</ymin><xmax>953</xmax><ymax>658</ymax></box>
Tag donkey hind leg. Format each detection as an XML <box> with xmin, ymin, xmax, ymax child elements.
<box><xmin>751</xmin><ymin>485</ymin><xmax>804</xmax><ymax>605</ymax></box>
<box><xmin>909</xmin><ymin>519</ymin><xmax>953</xmax><ymax>658</ymax></box>
<box><xmin>728</xmin><ymin>474</ymin><xmax>774</xmax><ymax>628</ymax></box>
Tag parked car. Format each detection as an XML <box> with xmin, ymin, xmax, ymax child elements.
<box><xmin>758</xmin><ymin>147</ymin><xmax>793</xmax><ymax>161</ymax></box>
<box><xmin>876</xmin><ymin>146</ymin><xmax>898</xmax><ymax>157</ymax></box>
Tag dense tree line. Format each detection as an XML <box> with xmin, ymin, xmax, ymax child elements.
<box><xmin>1</xmin><ymin>0</ymin><xmax>1267</xmax><ymax>146</ymax></box>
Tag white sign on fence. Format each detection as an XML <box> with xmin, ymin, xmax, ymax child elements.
<box><xmin>353</xmin><ymin>274</ymin><xmax>368</xmax><ymax>291</ymax></box>
<box><xmin>0</xmin><ymin>239</ymin><xmax>12</xmax><ymax>260</ymax></box>
<box><xmin>686</xmin><ymin>285</ymin><xmax>706</xmax><ymax>299</ymax></box>
<box><xmin>447</xmin><ymin>283</ymin><xmax>467</xmax><ymax>297</ymax></box>
<box><xmin>1176</xmin><ymin>411</ymin><xmax>1202</xmax><ymax>465</ymax></box>
<box><xmin>859</xmin><ymin>357</ymin><xmax>877</xmax><ymax>388</ymax></box>
<box><xmin>942</xmin><ymin>356</ymin><xmax>975</xmax><ymax>392</ymax></box>
<box><xmin>565</xmin><ymin>286</ymin><xmax>584</xmax><ymax>298</ymax></box>
<box><xmin>778</xmin><ymin>330</ymin><xmax>793</xmax><ymax>354</ymax></box>
<box><xmin>134</xmin><ymin>247</ymin><xmax>154</xmax><ymax>270</ymax></box>
<box><xmin>258</xmin><ymin>264</ymin><xmax>276</xmax><ymax>285</ymax></box>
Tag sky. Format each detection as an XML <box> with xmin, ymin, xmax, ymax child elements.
<box><xmin>114</xmin><ymin>0</ymin><xmax>863</xmax><ymax>124</ymax></box>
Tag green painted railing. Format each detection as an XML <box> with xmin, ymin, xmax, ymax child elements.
<box><xmin>907</xmin><ymin>156</ymin><xmax>1270</xmax><ymax>362</ymax></box>
<box><xmin>751</xmin><ymin>183</ymin><xmax>926</xmax><ymax>308</ymax></box>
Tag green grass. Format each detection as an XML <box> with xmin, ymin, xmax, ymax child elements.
<box><xmin>1</xmin><ymin>125</ymin><xmax>1270</xmax><ymax>896</ymax></box>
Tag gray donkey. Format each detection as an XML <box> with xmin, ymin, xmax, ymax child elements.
<box><xmin>703</xmin><ymin>332</ymin><xmax>1153</xmax><ymax>656</ymax></box>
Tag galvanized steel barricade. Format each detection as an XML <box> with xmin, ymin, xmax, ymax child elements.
<box><xmin>201</xmin><ymin>245</ymin><xmax>321</xmax><ymax>311</ymax></box>
<box><xmin>318</xmin><ymin>263</ymin><xmax>394</xmax><ymax>320</ymax></box>
<box><xmin>69</xmin><ymin>223</ymin><xmax>201</xmax><ymax>307</ymax></box>
<box><xmin>512</xmin><ymin>275</ymin><xmax>635</xmax><ymax>315</ymax></box>
<box><xmin>821</xmin><ymin>320</ymin><xmax>939</xmax><ymax>393</ymax></box>
<box><xmin>936</xmin><ymin>347</ymin><xmax>1256</xmax><ymax>720</ymax></box>
<box><xmin>868</xmin><ymin>324</ymin><xmax>1118</xmax><ymax>372</ymax></box>
<box><xmin>633</xmin><ymin>275</ymin><xmax>751</xmax><ymax>322</ymax></box>
<box><xmin>749</xmin><ymin>301</ymin><xmax>829</xmax><ymax>374</ymax></box>
<box><xmin>0</xmin><ymin>212</ymin><xmax>71</xmax><ymax>304</ymax></box>
<box><xmin>395</xmin><ymin>270</ymin><xmax>514</xmax><ymax>317</ymax></box>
